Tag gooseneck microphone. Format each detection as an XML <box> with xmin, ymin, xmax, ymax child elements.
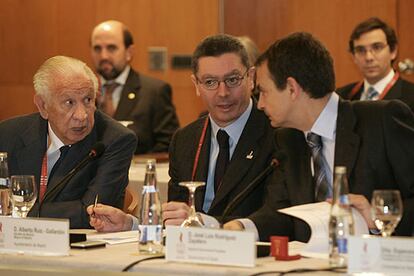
<box><xmin>220</xmin><ymin>151</ymin><xmax>286</xmax><ymax>224</ymax></box>
<box><xmin>38</xmin><ymin>142</ymin><xmax>106</xmax><ymax>216</ymax></box>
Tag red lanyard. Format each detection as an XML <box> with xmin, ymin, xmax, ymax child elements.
<box><xmin>348</xmin><ymin>72</ymin><xmax>399</xmax><ymax>100</ymax></box>
<box><xmin>39</xmin><ymin>153</ymin><xmax>48</xmax><ymax>202</ymax></box>
<box><xmin>191</xmin><ymin>116</ymin><xmax>209</xmax><ymax>181</ymax></box>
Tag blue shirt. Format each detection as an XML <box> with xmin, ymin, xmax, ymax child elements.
<box><xmin>202</xmin><ymin>99</ymin><xmax>253</xmax><ymax>212</ymax></box>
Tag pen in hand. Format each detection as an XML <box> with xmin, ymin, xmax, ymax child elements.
<box><xmin>92</xmin><ymin>194</ymin><xmax>99</xmax><ymax>218</ymax></box>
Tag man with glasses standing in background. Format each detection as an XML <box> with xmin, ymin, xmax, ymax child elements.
<box><xmin>337</xmin><ymin>17</ymin><xmax>414</xmax><ymax>111</ymax></box>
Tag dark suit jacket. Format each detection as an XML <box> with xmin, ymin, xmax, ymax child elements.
<box><xmin>168</xmin><ymin>102</ymin><xmax>276</xmax><ymax>222</ymax></box>
<box><xmin>249</xmin><ymin>99</ymin><xmax>414</xmax><ymax>241</ymax></box>
<box><xmin>112</xmin><ymin>69</ymin><xmax>179</xmax><ymax>154</ymax></box>
<box><xmin>337</xmin><ymin>76</ymin><xmax>414</xmax><ymax>111</ymax></box>
<box><xmin>0</xmin><ymin>111</ymin><xmax>137</xmax><ymax>228</ymax></box>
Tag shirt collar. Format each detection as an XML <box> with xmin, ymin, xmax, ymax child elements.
<box><xmin>305</xmin><ymin>92</ymin><xmax>339</xmax><ymax>141</ymax></box>
<box><xmin>100</xmin><ymin>65</ymin><xmax>130</xmax><ymax>86</ymax></box>
<box><xmin>47</xmin><ymin>123</ymin><xmax>66</xmax><ymax>155</ymax></box>
<box><xmin>209</xmin><ymin>98</ymin><xmax>253</xmax><ymax>147</ymax></box>
<box><xmin>364</xmin><ymin>69</ymin><xmax>394</xmax><ymax>94</ymax></box>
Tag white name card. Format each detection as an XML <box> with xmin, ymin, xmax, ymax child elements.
<box><xmin>165</xmin><ymin>226</ymin><xmax>255</xmax><ymax>267</ymax></box>
<box><xmin>0</xmin><ymin>216</ymin><xmax>69</xmax><ymax>256</ymax></box>
<box><xmin>348</xmin><ymin>235</ymin><xmax>414</xmax><ymax>274</ymax></box>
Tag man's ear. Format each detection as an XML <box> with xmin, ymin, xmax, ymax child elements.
<box><xmin>390</xmin><ymin>45</ymin><xmax>398</xmax><ymax>62</ymax></box>
<box><xmin>126</xmin><ymin>44</ymin><xmax>135</xmax><ymax>62</ymax></box>
<box><xmin>33</xmin><ymin>94</ymin><xmax>49</xmax><ymax>119</ymax></box>
<box><xmin>286</xmin><ymin>77</ymin><xmax>301</xmax><ymax>100</ymax></box>
<box><xmin>248</xmin><ymin>66</ymin><xmax>256</xmax><ymax>90</ymax></box>
<box><xmin>191</xmin><ymin>74</ymin><xmax>201</xmax><ymax>96</ymax></box>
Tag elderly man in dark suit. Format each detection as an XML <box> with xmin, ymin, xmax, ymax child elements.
<box><xmin>91</xmin><ymin>20</ymin><xmax>179</xmax><ymax>154</ymax></box>
<box><xmin>225</xmin><ymin>32</ymin><xmax>414</xmax><ymax>241</ymax></box>
<box><xmin>86</xmin><ymin>34</ymin><xmax>276</xmax><ymax>232</ymax></box>
<box><xmin>337</xmin><ymin>17</ymin><xmax>414</xmax><ymax>111</ymax></box>
<box><xmin>0</xmin><ymin>56</ymin><xmax>137</xmax><ymax>228</ymax></box>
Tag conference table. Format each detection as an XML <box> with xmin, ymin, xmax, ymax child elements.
<box><xmin>0</xmin><ymin>240</ymin><xmax>343</xmax><ymax>275</ymax></box>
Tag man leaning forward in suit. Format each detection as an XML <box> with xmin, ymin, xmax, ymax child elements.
<box><xmin>337</xmin><ymin>17</ymin><xmax>414</xmax><ymax>111</ymax></box>
<box><xmin>224</xmin><ymin>32</ymin><xmax>414</xmax><ymax>241</ymax></box>
<box><xmin>86</xmin><ymin>34</ymin><xmax>276</xmax><ymax>232</ymax></box>
<box><xmin>90</xmin><ymin>20</ymin><xmax>179</xmax><ymax>154</ymax></box>
<box><xmin>0</xmin><ymin>56</ymin><xmax>137</xmax><ymax>228</ymax></box>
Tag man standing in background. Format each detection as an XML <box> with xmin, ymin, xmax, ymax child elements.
<box><xmin>337</xmin><ymin>17</ymin><xmax>414</xmax><ymax>110</ymax></box>
<box><xmin>90</xmin><ymin>20</ymin><xmax>179</xmax><ymax>154</ymax></box>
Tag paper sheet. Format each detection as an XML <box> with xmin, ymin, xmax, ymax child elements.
<box><xmin>278</xmin><ymin>202</ymin><xmax>369</xmax><ymax>259</ymax></box>
<box><xmin>87</xmin><ymin>230</ymin><xmax>139</xmax><ymax>245</ymax></box>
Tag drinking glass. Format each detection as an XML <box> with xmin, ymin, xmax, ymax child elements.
<box><xmin>371</xmin><ymin>190</ymin><xmax>403</xmax><ymax>237</ymax></box>
<box><xmin>179</xmin><ymin>181</ymin><xmax>205</xmax><ymax>227</ymax></box>
<box><xmin>10</xmin><ymin>175</ymin><xmax>37</xmax><ymax>218</ymax></box>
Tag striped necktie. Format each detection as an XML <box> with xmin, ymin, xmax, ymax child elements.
<box><xmin>306</xmin><ymin>132</ymin><xmax>332</xmax><ymax>201</ymax></box>
<box><xmin>366</xmin><ymin>86</ymin><xmax>379</xmax><ymax>100</ymax></box>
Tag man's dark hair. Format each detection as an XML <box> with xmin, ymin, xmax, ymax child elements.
<box><xmin>123</xmin><ymin>27</ymin><xmax>134</xmax><ymax>48</ymax></box>
<box><xmin>256</xmin><ymin>32</ymin><xmax>335</xmax><ymax>99</ymax></box>
<box><xmin>349</xmin><ymin>17</ymin><xmax>397</xmax><ymax>53</ymax></box>
<box><xmin>191</xmin><ymin>34</ymin><xmax>250</xmax><ymax>74</ymax></box>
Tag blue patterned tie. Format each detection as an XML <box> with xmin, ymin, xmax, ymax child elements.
<box><xmin>306</xmin><ymin>133</ymin><xmax>332</xmax><ymax>201</ymax></box>
<box><xmin>367</xmin><ymin>86</ymin><xmax>379</xmax><ymax>100</ymax></box>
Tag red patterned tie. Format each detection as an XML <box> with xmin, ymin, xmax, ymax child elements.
<box><xmin>102</xmin><ymin>83</ymin><xmax>119</xmax><ymax>117</ymax></box>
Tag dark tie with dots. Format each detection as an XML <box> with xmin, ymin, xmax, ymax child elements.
<box><xmin>48</xmin><ymin>145</ymin><xmax>70</xmax><ymax>183</ymax></box>
<box><xmin>306</xmin><ymin>132</ymin><xmax>332</xmax><ymax>201</ymax></box>
<box><xmin>214</xmin><ymin>129</ymin><xmax>230</xmax><ymax>193</ymax></box>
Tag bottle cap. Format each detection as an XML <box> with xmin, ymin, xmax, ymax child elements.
<box><xmin>335</xmin><ymin>166</ymin><xmax>346</xmax><ymax>174</ymax></box>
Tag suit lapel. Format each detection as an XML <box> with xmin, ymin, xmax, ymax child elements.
<box><xmin>15</xmin><ymin>115</ymin><xmax>47</xmax><ymax>192</ymax></box>
<box><xmin>284</xmin><ymin>129</ymin><xmax>315</xmax><ymax>204</ymax></box>
<box><xmin>192</xmin><ymin>119</ymin><xmax>211</xmax><ymax>211</ymax></box>
<box><xmin>43</xmin><ymin>124</ymin><xmax>97</xmax><ymax>201</ymax></box>
<box><xmin>209</xmin><ymin>107</ymin><xmax>263</xmax><ymax>210</ymax></box>
<box><xmin>334</xmin><ymin>100</ymin><xmax>360</xmax><ymax>180</ymax></box>
<box><xmin>383</xmin><ymin>77</ymin><xmax>402</xmax><ymax>100</ymax></box>
<box><xmin>114</xmin><ymin>69</ymin><xmax>140</xmax><ymax>120</ymax></box>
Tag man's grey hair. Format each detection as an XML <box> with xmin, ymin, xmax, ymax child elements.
<box><xmin>33</xmin><ymin>56</ymin><xmax>98</xmax><ymax>100</ymax></box>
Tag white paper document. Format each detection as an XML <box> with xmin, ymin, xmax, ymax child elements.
<box><xmin>278</xmin><ymin>202</ymin><xmax>369</xmax><ymax>259</ymax></box>
<box><xmin>87</xmin><ymin>230</ymin><xmax>139</xmax><ymax>245</ymax></box>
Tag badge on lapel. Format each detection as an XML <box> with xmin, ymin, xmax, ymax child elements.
<box><xmin>246</xmin><ymin>151</ymin><xmax>254</xmax><ymax>159</ymax></box>
<box><xmin>128</xmin><ymin>92</ymin><xmax>136</xmax><ymax>100</ymax></box>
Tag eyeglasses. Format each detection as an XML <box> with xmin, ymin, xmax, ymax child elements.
<box><xmin>353</xmin><ymin>43</ymin><xmax>388</xmax><ymax>57</ymax></box>
<box><xmin>196</xmin><ymin>69</ymin><xmax>249</xmax><ymax>90</ymax></box>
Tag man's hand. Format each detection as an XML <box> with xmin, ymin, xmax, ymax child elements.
<box><xmin>348</xmin><ymin>193</ymin><xmax>376</xmax><ymax>229</ymax></box>
<box><xmin>223</xmin><ymin>220</ymin><xmax>245</xmax><ymax>231</ymax></box>
<box><xmin>162</xmin><ymin>201</ymin><xmax>190</xmax><ymax>226</ymax></box>
<box><xmin>86</xmin><ymin>204</ymin><xmax>133</xmax><ymax>232</ymax></box>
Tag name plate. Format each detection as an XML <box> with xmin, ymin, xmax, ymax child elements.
<box><xmin>0</xmin><ymin>216</ymin><xmax>69</xmax><ymax>256</ymax></box>
<box><xmin>348</xmin><ymin>235</ymin><xmax>414</xmax><ymax>274</ymax></box>
<box><xmin>165</xmin><ymin>226</ymin><xmax>255</xmax><ymax>267</ymax></box>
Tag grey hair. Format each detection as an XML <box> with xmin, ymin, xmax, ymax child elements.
<box><xmin>33</xmin><ymin>56</ymin><xmax>98</xmax><ymax>99</ymax></box>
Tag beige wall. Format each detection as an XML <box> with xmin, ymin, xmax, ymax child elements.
<box><xmin>1</xmin><ymin>0</ymin><xmax>414</xmax><ymax>123</ymax></box>
<box><xmin>0</xmin><ymin>0</ymin><xmax>220</xmax><ymax>125</ymax></box>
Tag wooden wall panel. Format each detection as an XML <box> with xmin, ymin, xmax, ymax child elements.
<box><xmin>397</xmin><ymin>0</ymin><xmax>414</xmax><ymax>83</ymax></box>
<box><xmin>0</xmin><ymin>0</ymin><xmax>220</xmax><ymax>126</ymax></box>
<box><xmin>223</xmin><ymin>0</ymin><xmax>397</xmax><ymax>88</ymax></box>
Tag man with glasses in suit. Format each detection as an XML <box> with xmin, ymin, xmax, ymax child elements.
<box><xmin>337</xmin><ymin>17</ymin><xmax>414</xmax><ymax>110</ymax></box>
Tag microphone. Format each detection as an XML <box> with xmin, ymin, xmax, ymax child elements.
<box><xmin>220</xmin><ymin>151</ymin><xmax>286</xmax><ymax>224</ymax></box>
<box><xmin>38</xmin><ymin>142</ymin><xmax>106</xmax><ymax>216</ymax></box>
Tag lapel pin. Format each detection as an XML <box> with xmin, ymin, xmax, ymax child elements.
<box><xmin>128</xmin><ymin>92</ymin><xmax>136</xmax><ymax>100</ymax></box>
<box><xmin>246</xmin><ymin>151</ymin><xmax>254</xmax><ymax>159</ymax></box>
